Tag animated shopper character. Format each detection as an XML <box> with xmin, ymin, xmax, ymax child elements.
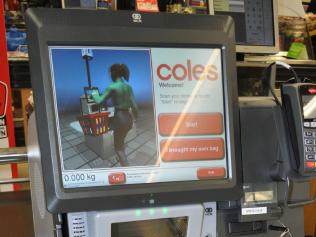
<box><xmin>92</xmin><ymin>64</ymin><xmax>138</xmax><ymax>166</ymax></box>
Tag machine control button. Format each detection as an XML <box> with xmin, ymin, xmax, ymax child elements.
<box><xmin>197</xmin><ymin>167</ymin><xmax>226</xmax><ymax>179</ymax></box>
<box><xmin>305</xmin><ymin>131</ymin><xmax>313</xmax><ymax>137</ymax></box>
<box><xmin>306</xmin><ymin>147</ymin><xmax>314</xmax><ymax>152</ymax></box>
<box><xmin>312</xmin><ymin>122</ymin><xmax>316</xmax><ymax>128</ymax></box>
<box><xmin>306</xmin><ymin>154</ymin><xmax>315</xmax><ymax>160</ymax></box>
<box><xmin>306</xmin><ymin>162</ymin><xmax>315</xmax><ymax>169</ymax></box>
<box><xmin>108</xmin><ymin>172</ymin><xmax>126</xmax><ymax>185</ymax></box>
<box><xmin>160</xmin><ymin>138</ymin><xmax>224</xmax><ymax>161</ymax></box>
<box><xmin>158</xmin><ymin>113</ymin><xmax>223</xmax><ymax>136</ymax></box>
<box><xmin>305</xmin><ymin>139</ymin><xmax>314</xmax><ymax>145</ymax></box>
<box><xmin>305</xmin><ymin>122</ymin><xmax>311</xmax><ymax>127</ymax></box>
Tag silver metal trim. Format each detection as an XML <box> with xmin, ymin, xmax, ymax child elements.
<box><xmin>0</xmin><ymin>147</ymin><xmax>28</xmax><ymax>165</ymax></box>
<box><xmin>0</xmin><ymin>177</ymin><xmax>30</xmax><ymax>184</ymax></box>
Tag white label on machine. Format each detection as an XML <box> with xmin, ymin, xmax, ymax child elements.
<box><xmin>68</xmin><ymin>212</ymin><xmax>88</xmax><ymax>237</ymax></box>
<box><xmin>241</xmin><ymin>207</ymin><xmax>267</xmax><ymax>216</ymax></box>
<box><xmin>201</xmin><ymin>202</ymin><xmax>217</xmax><ymax>237</ymax></box>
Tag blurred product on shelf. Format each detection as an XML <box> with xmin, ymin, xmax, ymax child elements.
<box><xmin>25</xmin><ymin>91</ymin><xmax>33</xmax><ymax>120</ymax></box>
<box><xmin>5</xmin><ymin>11</ymin><xmax>25</xmax><ymax>29</ymax></box>
<box><xmin>306</xmin><ymin>13</ymin><xmax>316</xmax><ymax>36</ymax></box>
<box><xmin>7</xmin><ymin>45</ymin><xmax>28</xmax><ymax>58</ymax></box>
<box><xmin>97</xmin><ymin>0</ymin><xmax>113</xmax><ymax>9</ymax></box>
<box><xmin>166</xmin><ymin>0</ymin><xmax>207</xmax><ymax>14</ymax></box>
<box><xmin>62</xmin><ymin>0</ymin><xmax>115</xmax><ymax>9</ymax></box>
<box><xmin>6</xmin><ymin>27</ymin><xmax>26</xmax><ymax>51</ymax></box>
<box><xmin>279</xmin><ymin>16</ymin><xmax>314</xmax><ymax>59</ymax></box>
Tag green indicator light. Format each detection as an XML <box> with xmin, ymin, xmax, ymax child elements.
<box><xmin>135</xmin><ymin>209</ymin><xmax>142</xmax><ymax>217</ymax></box>
<box><xmin>149</xmin><ymin>209</ymin><xmax>155</xmax><ymax>216</ymax></box>
<box><xmin>162</xmin><ymin>208</ymin><xmax>169</xmax><ymax>215</ymax></box>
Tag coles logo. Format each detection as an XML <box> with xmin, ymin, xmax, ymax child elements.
<box><xmin>157</xmin><ymin>59</ymin><xmax>218</xmax><ymax>81</ymax></box>
<box><xmin>0</xmin><ymin>81</ymin><xmax>8</xmax><ymax>118</ymax></box>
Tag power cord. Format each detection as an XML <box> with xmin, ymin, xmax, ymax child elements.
<box><xmin>269</xmin><ymin>221</ymin><xmax>293</xmax><ymax>237</ymax></box>
<box><xmin>264</xmin><ymin>61</ymin><xmax>301</xmax><ymax>83</ymax></box>
<box><xmin>261</xmin><ymin>61</ymin><xmax>301</xmax><ymax>107</ymax></box>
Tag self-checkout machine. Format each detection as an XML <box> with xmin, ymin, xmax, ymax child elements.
<box><xmin>25</xmin><ymin>8</ymin><xmax>316</xmax><ymax>237</ymax></box>
<box><xmin>26</xmin><ymin>9</ymin><xmax>242</xmax><ymax>237</ymax></box>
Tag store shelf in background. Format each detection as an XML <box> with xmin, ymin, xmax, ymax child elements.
<box><xmin>0</xmin><ymin>147</ymin><xmax>30</xmax><ymax>191</ymax></box>
<box><xmin>10</xmin><ymin>91</ymin><xmax>31</xmax><ymax>191</ymax></box>
<box><xmin>237</xmin><ymin>60</ymin><xmax>316</xmax><ymax>96</ymax></box>
<box><xmin>8</xmin><ymin>57</ymin><xmax>316</xmax><ymax>93</ymax></box>
<box><xmin>12</xmin><ymin>87</ymin><xmax>32</xmax><ymax>146</ymax></box>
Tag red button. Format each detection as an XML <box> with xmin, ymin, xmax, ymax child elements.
<box><xmin>108</xmin><ymin>172</ymin><xmax>126</xmax><ymax>185</ymax></box>
<box><xmin>160</xmin><ymin>138</ymin><xmax>225</xmax><ymax>162</ymax></box>
<box><xmin>158</xmin><ymin>113</ymin><xmax>223</xmax><ymax>136</ymax></box>
<box><xmin>306</xmin><ymin>162</ymin><xmax>315</xmax><ymax>169</ymax></box>
<box><xmin>197</xmin><ymin>167</ymin><xmax>226</xmax><ymax>179</ymax></box>
<box><xmin>0</xmin><ymin>82</ymin><xmax>7</xmax><ymax>118</ymax></box>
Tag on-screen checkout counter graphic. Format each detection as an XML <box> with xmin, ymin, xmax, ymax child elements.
<box><xmin>49</xmin><ymin>47</ymin><xmax>229</xmax><ymax>188</ymax></box>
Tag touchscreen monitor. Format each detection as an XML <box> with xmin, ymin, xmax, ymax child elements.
<box><xmin>49</xmin><ymin>47</ymin><xmax>229</xmax><ymax>188</ymax></box>
<box><xmin>26</xmin><ymin>9</ymin><xmax>241</xmax><ymax>212</ymax></box>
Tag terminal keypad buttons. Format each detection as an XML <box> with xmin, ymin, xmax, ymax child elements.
<box><xmin>305</xmin><ymin>139</ymin><xmax>314</xmax><ymax>145</ymax></box>
<box><xmin>305</xmin><ymin>131</ymin><xmax>313</xmax><ymax>137</ymax></box>
<box><xmin>304</xmin><ymin>127</ymin><xmax>316</xmax><ymax>172</ymax></box>
<box><xmin>305</xmin><ymin>122</ymin><xmax>311</xmax><ymax>128</ymax></box>
<box><xmin>306</xmin><ymin>154</ymin><xmax>315</xmax><ymax>160</ymax></box>
<box><xmin>306</xmin><ymin>147</ymin><xmax>314</xmax><ymax>153</ymax></box>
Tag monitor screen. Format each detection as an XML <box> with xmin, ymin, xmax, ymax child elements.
<box><xmin>303</xmin><ymin>95</ymin><xmax>316</xmax><ymax>120</ymax></box>
<box><xmin>213</xmin><ymin>0</ymin><xmax>275</xmax><ymax>47</ymax></box>
<box><xmin>49</xmin><ymin>46</ymin><xmax>229</xmax><ymax>188</ymax></box>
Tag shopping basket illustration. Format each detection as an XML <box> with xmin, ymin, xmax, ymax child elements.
<box><xmin>78</xmin><ymin>111</ymin><xmax>110</xmax><ymax>136</ymax></box>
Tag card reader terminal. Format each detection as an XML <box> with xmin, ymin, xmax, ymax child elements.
<box><xmin>282</xmin><ymin>83</ymin><xmax>316</xmax><ymax>176</ymax></box>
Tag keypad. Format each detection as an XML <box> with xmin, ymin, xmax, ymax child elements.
<box><xmin>304</xmin><ymin>128</ymin><xmax>316</xmax><ymax>171</ymax></box>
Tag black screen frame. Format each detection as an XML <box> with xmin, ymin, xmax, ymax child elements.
<box><xmin>26</xmin><ymin>9</ymin><xmax>242</xmax><ymax>213</ymax></box>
